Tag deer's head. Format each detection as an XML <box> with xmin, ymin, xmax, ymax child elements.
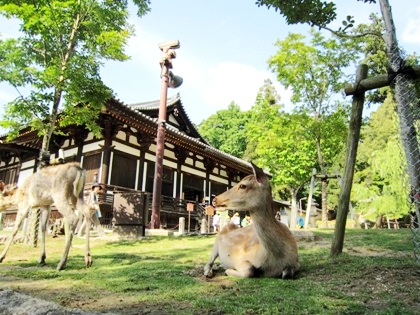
<box><xmin>213</xmin><ymin>163</ymin><xmax>272</xmax><ymax>213</ymax></box>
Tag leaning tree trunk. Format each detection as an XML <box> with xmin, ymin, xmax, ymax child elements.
<box><xmin>331</xmin><ymin>64</ymin><xmax>367</xmax><ymax>256</ymax></box>
<box><xmin>380</xmin><ymin>0</ymin><xmax>420</xmax><ymax>260</ymax></box>
<box><xmin>27</xmin><ymin>2</ymin><xmax>82</xmax><ymax>247</ymax></box>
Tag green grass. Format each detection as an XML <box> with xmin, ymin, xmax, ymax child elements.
<box><xmin>0</xmin><ymin>229</ymin><xmax>418</xmax><ymax>314</ymax></box>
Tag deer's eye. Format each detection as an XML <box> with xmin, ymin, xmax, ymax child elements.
<box><xmin>239</xmin><ymin>184</ymin><xmax>247</xmax><ymax>190</ymax></box>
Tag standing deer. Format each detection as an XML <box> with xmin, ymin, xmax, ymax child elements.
<box><xmin>204</xmin><ymin>163</ymin><xmax>300</xmax><ymax>278</ymax></box>
<box><xmin>0</xmin><ymin>162</ymin><xmax>95</xmax><ymax>270</ymax></box>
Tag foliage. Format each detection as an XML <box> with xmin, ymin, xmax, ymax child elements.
<box><xmin>0</xmin><ymin>229</ymin><xmax>417</xmax><ymax>314</ymax></box>
<box><xmin>246</xmin><ymin>101</ymin><xmax>317</xmax><ymax>198</ymax></box>
<box><xmin>244</xmin><ymin>81</ymin><xmax>319</xmax><ymax>227</ymax></box>
<box><xmin>255</xmin><ymin>0</ymin><xmax>378</xmax><ymax>32</ymax></box>
<box><xmin>0</xmin><ymin>0</ymin><xmax>150</xmax><ymax>151</ymax></box>
<box><xmin>255</xmin><ymin>0</ymin><xmax>338</xmax><ymax>27</ymax></box>
<box><xmin>352</xmin><ymin>94</ymin><xmax>410</xmax><ymax>221</ymax></box>
<box><xmin>198</xmin><ymin>102</ymin><xmax>248</xmax><ymax>158</ymax></box>
<box><xmin>268</xmin><ymin>29</ymin><xmax>359</xmax><ymax>112</ymax></box>
<box><xmin>267</xmin><ymin>29</ymin><xmax>356</xmax><ymax>223</ymax></box>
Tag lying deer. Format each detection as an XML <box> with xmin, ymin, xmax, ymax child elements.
<box><xmin>0</xmin><ymin>162</ymin><xmax>95</xmax><ymax>270</ymax></box>
<box><xmin>204</xmin><ymin>163</ymin><xmax>300</xmax><ymax>278</ymax></box>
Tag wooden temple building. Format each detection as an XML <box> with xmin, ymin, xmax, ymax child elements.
<box><xmin>0</xmin><ymin>94</ymin><xmax>258</xmax><ymax>236</ymax></box>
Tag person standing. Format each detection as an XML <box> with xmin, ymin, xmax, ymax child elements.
<box><xmin>241</xmin><ymin>215</ymin><xmax>251</xmax><ymax>227</ymax></box>
<box><xmin>232</xmin><ymin>212</ymin><xmax>241</xmax><ymax>227</ymax></box>
<box><xmin>212</xmin><ymin>211</ymin><xmax>220</xmax><ymax>232</ymax></box>
<box><xmin>78</xmin><ymin>183</ymin><xmax>104</xmax><ymax>237</ymax></box>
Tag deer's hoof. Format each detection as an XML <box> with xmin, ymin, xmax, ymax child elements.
<box><xmin>204</xmin><ymin>265</ymin><xmax>214</xmax><ymax>278</ymax></box>
<box><xmin>56</xmin><ymin>260</ymin><xmax>66</xmax><ymax>271</ymax></box>
<box><xmin>281</xmin><ymin>267</ymin><xmax>296</xmax><ymax>279</ymax></box>
<box><xmin>85</xmin><ymin>257</ymin><xmax>93</xmax><ymax>268</ymax></box>
<box><xmin>39</xmin><ymin>256</ymin><xmax>46</xmax><ymax>266</ymax></box>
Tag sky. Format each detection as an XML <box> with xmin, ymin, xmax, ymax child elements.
<box><xmin>0</xmin><ymin>0</ymin><xmax>419</xmax><ymax>127</ymax></box>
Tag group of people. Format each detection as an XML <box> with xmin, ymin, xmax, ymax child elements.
<box><xmin>212</xmin><ymin>210</ymin><xmax>305</xmax><ymax>231</ymax></box>
<box><xmin>211</xmin><ymin>211</ymin><xmax>252</xmax><ymax>232</ymax></box>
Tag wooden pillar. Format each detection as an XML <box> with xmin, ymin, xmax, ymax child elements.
<box><xmin>136</xmin><ymin>131</ymin><xmax>153</xmax><ymax>191</ymax></box>
<box><xmin>174</xmin><ymin>148</ymin><xmax>187</xmax><ymax>199</ymax></box>
<box><xmin>100</xmin><ymin>117</ymin><xmax>118</xmax><ymax>185</ymax></box>
<box><xmin>73</xmin><ymin>128</ymin><xmax>89</xmax><ymax>163</ymax></box>
<box><xmin>204</xmin><ymin>158</ymin><xmax>215</xmax><ymax>201</ymax></box>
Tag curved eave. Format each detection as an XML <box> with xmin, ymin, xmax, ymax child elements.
<box><xmin>103</xmin><ymin>101</ymin><xmax>252</xmax><ymax>174</ymax></box>
<box><xmin>124</xmin><ymin>94</ymin><xmax>209</xmax><ymax>145</ymax></box>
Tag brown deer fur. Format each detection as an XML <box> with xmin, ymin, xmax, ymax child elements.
<box><xmin>204</xmin><ymin>163</ymin><xmax>299</xmax><ymax>278</ymax></box>
<box><xmin>0</xmin><ymin>162</ymin><xmax>95</xmax><ymax>270</ymax></box>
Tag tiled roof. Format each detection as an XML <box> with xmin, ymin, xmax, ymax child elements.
<box><xmin>128</xmin><ymin>93</ymin><xmax>181</xmax><ymax>111</ymax></box>
<box><xmin>106</xmin><ymin>98</ymin><xmax>253</xmax><ymax>173</ymax></box>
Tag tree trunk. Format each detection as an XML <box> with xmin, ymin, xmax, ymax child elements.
<box><xmin>374</xmin><ymin>215</ymin><xmax>383</xmax><ymax>229</ymax></box>
<box><xmin>380</xmin><ymin>0</ymin><xmax>420</xmax><ymax>213</ymax></box>
<box><xmin>321</xmin><ymin>178</ymin><xmax>328</xmax><ymax>228</ymax></box>
<box><xmin>316</xmin><ymin>137</ymin><xmax>328</xmax><ymax>228</ymax></box>
<box><xmin>304</xmin><ymin>168</ymin><xmax>317</xmax><ymax>229</ymax></box>
<box><xmin>289</xmin><ymin>188</ymin><xmax>299</xmax><ymax>230</ymax></box>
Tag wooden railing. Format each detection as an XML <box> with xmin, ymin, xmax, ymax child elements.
<box><xmin>84</xmin><ymin>183</ymin><xmax>204</xmax><ymax>230</ymax></box>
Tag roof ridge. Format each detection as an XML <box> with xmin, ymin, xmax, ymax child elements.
<box><xmin>127</xmin><ymin>93</ymin><xmax>180</xmax><ymax>109</ymax></box>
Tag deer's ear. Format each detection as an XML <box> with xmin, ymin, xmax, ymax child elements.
<box><xmin>251</xmin><ymin>162</ymin><xmax>267</xmax><ymax>184</ymax></box>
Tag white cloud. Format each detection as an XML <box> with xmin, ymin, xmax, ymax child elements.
<box><xmin>401</xmin><ymin>8</ymin><xmax>420</xmax><ymax>45</ymax></box>
<box><xmin>201</xmin><ymin>61</ymin><xmax>291</xmax><ymax>112</ymax></box>
<box><xmin>0</xmin><ymin>17</ymin><xmax>20</xmax><ymax>38</ymax></box>
<box><xmin>126</xmin><ymin>25</ymin><xmax>162</xmax><ymax>70</ymax></box>
<box><xmin>0</xmin><ymin>85</ymin><xmax>17</xmax><ymax>103</ymax></box>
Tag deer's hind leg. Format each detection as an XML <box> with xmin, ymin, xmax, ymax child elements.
<box><xmin>225</xmin><ymin>261</ymin><xmax>255</xmax><ymax>278</ymax></box>
<box><xmin>55</xmin><ymin>196</ymin><xmax>79</xmax><ymax>271</ymax></box>
<box><xmin>0</xmin><ymin>204</ymin><xmax>31</xmax><ymax>263</ymax></box>
<box><xmin>38</xmin><ymin>207</ymin><xmax>51</xmax><ymax>266</ymax></box>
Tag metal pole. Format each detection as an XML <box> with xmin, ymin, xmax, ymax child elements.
<box><xmin>150</xmin><ymin>63</ymin><xmax>169</xmax><ymax>229</ymax></box>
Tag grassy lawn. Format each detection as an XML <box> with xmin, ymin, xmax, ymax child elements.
<box><xmin>0</xmin><ymin>228</ymin><xmax>418</xmax><ymax>314</ymax></box>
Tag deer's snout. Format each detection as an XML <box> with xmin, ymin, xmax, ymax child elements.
<box><xmin>212</xmin><ymin>197</ymin><xmax>217</xmax><ymax>207</ymax></box>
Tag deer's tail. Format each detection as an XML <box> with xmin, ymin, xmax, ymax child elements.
<box><xmin>73</xmin><ymin>167</ymin><xmax>86</xmax><ymax>198</ymax></box>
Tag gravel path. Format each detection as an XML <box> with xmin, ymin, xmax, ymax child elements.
<box><xmin>0</xmin><ymin>289</ymin><xmax>114</xmax><ymax>315</ymax></box>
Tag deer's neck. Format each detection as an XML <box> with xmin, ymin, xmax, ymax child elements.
<box><xmin>251</xmin><ymin>200</ymin><xmax>285</xmax><ymax>253</ymax></box>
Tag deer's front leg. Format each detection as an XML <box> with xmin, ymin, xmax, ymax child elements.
<box><xmin>0</xmin><ymin>205</ymin><xmax>31</xmax><ymax>263</ymax></box>
<box><xmin>204</xmin><ymin>239</ymin><xmax>220</xmax><ymax>278</ymax></box>
<box><xmin>84</xmin><ymin>214</ymin><xmax>93</xmax><ymax>268</ymax></box>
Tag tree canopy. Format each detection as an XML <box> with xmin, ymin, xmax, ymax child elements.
<box><xmin>267</xmin><ymin>29</ymin><xmax>357</xmax><ymax>226</ymax></box>
<box><xmin>352</xmin><ymin>94</ymin><xmax>409</xmax><ymax>223</ymax></box>
<box><xmin>255</xmin><ymin>0</ymin><xmax>377</xmax><ymax>31</ymax></box>
<box><xmin>0</xmin><ymin>0</ymin><xmax>150</xmax><ymax>159</ymax></box>
<box><xmin>198</xmin><ymin>102</ymin><xmax>248</xmax><ymax>158</ymax></box>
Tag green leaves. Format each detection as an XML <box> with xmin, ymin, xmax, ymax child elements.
<box><xmin>198</xmin><ymin>102</ymin><xmax>248</xmax><ymax>158</ymax></box>
<box><xmin>268</xmin><ymin>29</ymin><xmax>360</xmax><ymax>112</ymax></box>
<box><xmin>255</xmin><ymin>0</ymin><xmax>337</xmax><ymax>27</ymax></box>
<box><xmin>0</xmin><ymin>0</ymin><xmax>150</xmax><ymax>150</ymax></box>
<box><xmin>353</xmin><ymin>95</ymin><xmax>409</xmax><ymax>220</ymax></box>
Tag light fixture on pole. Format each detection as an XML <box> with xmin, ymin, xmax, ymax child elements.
<box><xmin>151</xmin><ymin>40</ymin><xmax>182</xmax><ymax>229</ymax></box>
